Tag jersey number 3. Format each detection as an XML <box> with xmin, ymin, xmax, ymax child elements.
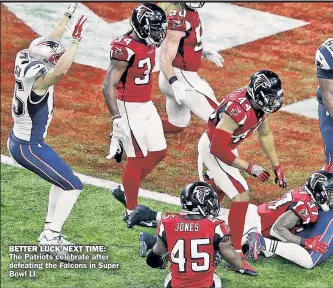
<box><xmin>171</xmin><ymin>238</ymin><xmax>210</xmax><ymax>273</ymax></box>
<box><xmin>135</xmin><ymin>57</ymin><xmax>152</xmax><ymax>85</ymax></box>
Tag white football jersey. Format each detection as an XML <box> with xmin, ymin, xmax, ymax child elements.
<box><xmin>12</xmin><ymin>49</ymin><xmax>54</xmax><ymax>142</ymax></box>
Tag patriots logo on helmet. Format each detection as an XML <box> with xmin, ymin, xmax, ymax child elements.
<box><xmin>193</xmin><ymin>186</ymin><xmax>211</xmax><ymax>204</ymax></box>
<box><xmin>253</xmin><ymin>73</ymin><xmax>272</xmax><ymax>90</ymax></box>
<box><xmin>36</xmin><ymin>41</ymin><xmax>60</xmax><ymax>53</ymax></box>
<box><xmin>136</xmin><ymin>5</ymin><xmax>154</xmax><ymax>23</ymax></box>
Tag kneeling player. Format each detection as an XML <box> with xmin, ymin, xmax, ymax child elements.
<box><xmin>146</xmin><ymin>181</ymin><xmax>242</xmax><ymax>288</ymax></box>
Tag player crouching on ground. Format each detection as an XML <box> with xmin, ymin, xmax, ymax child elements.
<box><xmin>146</xmin><ymin>182</ymin><xmax>242</xmax><ymax>288</ymax></box>
<box><xmin>246</xmin><ymin>170</ymin><xmax>333</xmax><ymax>269</ymax></box>
<box><xmin>7</xmin><ymin>3</ymin><xmax>88</xmax><ymax>258</ymax></box>
<box><xmin>103</xmin><ymin>3</ymin><xmax>168</xmax><ymax>227</ymax></box>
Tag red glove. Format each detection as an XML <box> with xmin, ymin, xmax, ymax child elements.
<box><xmin>303</xmin><ymin>235</ymin><xmax>328</xmax><ymax>254</ymax></box>
<box><xmin>273</xmin><ymin>164</ymin><xmax>287</xmax><ymax>188</ymax></box>
<box><xmin>323</xmin><ymin>162</ymin><xmax>333</xmax><ymax>173</ymax></box>
<box><xmin>71</xmin><ymin>15</ymin><xmax>89</xmax><ymax>42</ymax></box>
<box><xmin>246</xmin><ymin>163</ymin><xmax>270</xmax><ymax>182</ymax></box>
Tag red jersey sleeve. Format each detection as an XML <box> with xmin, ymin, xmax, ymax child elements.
<box><xmin>110</xmin><ymin>44</ymin><xmax>135</xmax><ymax>62</ymax></box>
<box><xmin>291</xmin><ymin>201</ymin><xmax>319</xmax><ymax>224</ymax></box>
<box><xmin>167</xmin><ymin>10</ymin><xmax>188</xmax><ymax>32</ymax></box>
<box><xmin>213</xmin><ymin>221</ymin><xmax>231</xmax><ymax>250</ymax></box>
<box><xmin>224</xmin><ymin>102</ymin><xmax>248</xmax><ymax>125</ymax></box>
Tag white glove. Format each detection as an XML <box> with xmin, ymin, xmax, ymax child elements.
<box><xmin>64</xmin><ymin>3</ymin><xmax>78</xmax><ymax>18</ymax></box>
<box><xmin>202</xmin><ymin>47</ymin><xmax>224</xmax><ymax>68</ymax></box>
<box><xmin>112</xmin><ymin>117</ymin><xmax>130</xmax><ymax>142</ymax></box>
<box><xmin>171</xmin><ymin>80</ymin><xmax>194</xmax><ymax>105</ymax></box>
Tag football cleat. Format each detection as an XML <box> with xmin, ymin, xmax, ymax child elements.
<box><xmin>127</xmin><ymin>205</ymin><xmax>157</xmax><ymax>228</ymax></box>
<box><xmin>38</xmin><ymin>234</ymin><xmax>74</xmax><ymax>262</ymax></box>
<box><xmin>112</xmin><ymin>185</ymin><xmax>127</xmax><ymax>207</ymax></box>
<box><xmin>246</xmin><ymin>232</ymin><xmax>266</xmax><ymax>262</ymax></box>
<box><xmin>138</xmin><ymin>232</ymin><xmax>157</xmax><ymax>257</ymax></box>
<box><xmin>237</xmin><ymin>260</ymin><xmax>258</xmax><ymax>276</ymax></box>
<box><xmin>38</xmin><ymin>230</ymin><xmax>74</xmax><ymax>245</ymax></box>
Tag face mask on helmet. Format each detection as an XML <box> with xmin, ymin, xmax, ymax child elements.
<box><xmin>247</xmin><ymin>70</ymin><xmax>284</xmax><ymax>114</ymax></box>
<box><xmin>305</xmin><ymin>171</ymin><xmax>333</xmax><ymax>211</ymax></box>
<box><xmin>29</xmin><ymin>37</ymin><xmax>65</xmax><ymax>70</ymax></box>
<box><xmin>145</xmin><ymin>21</ymin><xmax>168</xmax><ymax>48</ymax></box>
<box><xmin>185</xmin><ymin>2</ymin><xmax>205</xmax><ymax>9</ymax></box>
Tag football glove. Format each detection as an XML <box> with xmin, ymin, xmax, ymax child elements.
<box><xmin>70</xmin><ymin>15</ymin><xmax>89</xmax><ymax>43</ymax></box>
<box><xmin>112</xmin><ymin>117</ymin><xmax>130</xmax><ymax>143</ymax></box>
<box><xmin>106</xmin><ymin>133</ymin><xmax>124</xmax><ymax>163</ymax></box>
<box><xmin>304</xmin><ymin>235</ymin><xmax>328</xmax><ymax>254</ymax></box>
<box><xmin>202</xmin><ymin>47</ymin><xmax>224</xmax><ymax>68</ymax></box>
<box><xmin>273</xmin><ymin>164</ymin><xmax>287</xmax><ymax>188</ymax></box>
<box><xmin>171</xmin><ymin>80</ymin><xmax>194</xmax><ymax>105</ymax></box>
<box><xmin>64</xmin><ymin>3</ymin><xmax>78</xmax><ymax>19</ymax></box>
<box><xmin>246</xmin><ymin>163</ymin><xmax>270</xmax><ymax>182</ymax></box>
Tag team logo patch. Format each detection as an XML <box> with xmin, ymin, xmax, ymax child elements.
<box><xmin>230</xmin><ymin>109</ymin><xmax>238</xmax><ymax>116</ymax></box>
<box><xmin>114</xmin><ymin>47</ymin><xmax>123</xmax><ymax>57</ymax></box>
<box><xmin>253</xmin><ymin>73</ymin><xmax>272</xmax><ymax>90</ymax></box>
<box><xmin>173</xmin><ymin>20</ymin><xmax>181</xmax><ymax>29</ymax></box>
<box><xmin>136</xmin><ymin>5</ymin><xmax>154</xmax><ymax>23</ymax></box>
<box><xmin>299</xmin><ymin>208</ymin><xmax>309</xmax><ymax>217</ymax></box>
<box><xmin>193</xmin><ymin>186</ymin><xmax>211</xmax><ymax>204</ymax></box>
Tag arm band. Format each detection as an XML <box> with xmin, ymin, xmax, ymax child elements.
<box><xmin>210</xmin><ymin>129</ymin><xmax>237</xmax><ymax>165</ymax></box>
<box><xmin>168</xmin><ymin>76</ymin><xmax>178</xmax><ymax>85</ymax></box>
<box><xmin>146</xmin><ymin>250</ymin><xmax>163</xmax><ymax>268</ymax></box>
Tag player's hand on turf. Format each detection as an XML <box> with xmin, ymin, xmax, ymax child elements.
<box><xmin>70</xmin><ymin>15</ymin><xmax>89</xmax><ymax>42</ymax></box>
<box><xmin>112</xmin><ymin>117</ymin><xmax>130</xmax><ymax>142</ymax></box>
<box><xmin>273</xmin><ymin>164</ymin><xmax>287</xmax><ymax>188</ymax></box>
<box><xmin>246</xmin><ymin>163</ymin><xmax>270</xmax><ymax>182</ymax></box>
<box><xmin>304</xmin><ymin>235</ymin><xmax>328</xmax><ymax>254</ymax></box>
<box><xmin>171</xmin><ymin>80</ymin><xmax>194</xmax><ymax>105</ymax></box>
<box><xmin>64</xmin><ymin>3</ymin><xmax>78</xmax><ymax>18</ymax></box>
<box><xmin>202</xmin><ymin>47</ymin><xmax>224</xmax><ymax>68</ymax></box>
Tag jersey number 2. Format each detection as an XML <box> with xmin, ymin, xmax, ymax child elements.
<box><xmin>171</xmin><ymin>238</ymin><xmax>210</xmax><ymax>273</ymax></box>
<box><xmin>13</xmin><ymin>79</ymin><xmax>25</xmax><ymax>117</ymax></box>
<box><xmin>135</xmin><ymin>57</ymin><xmax>152</xmax><ymax>85</ymax></box>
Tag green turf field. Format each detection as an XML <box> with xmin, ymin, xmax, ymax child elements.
<box><xmin>1</xmin><ymin>164</ymin><xmax>333</xmax><ymax>288</ymax></box>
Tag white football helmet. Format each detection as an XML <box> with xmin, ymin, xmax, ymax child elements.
<box><xmin>28</xmin><ymin>37</ymin><xmax>66</xmax><ymax>70</ymax></box>
<box><xmin>185</xmin><ymin>2</ymin><xmax>205</xmax><ymax>9</ymax></box>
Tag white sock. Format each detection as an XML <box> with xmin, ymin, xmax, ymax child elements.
<box><xmin>127</xmin><ymin>209</ymin><xmax>134</xmax><ymax>215</ymax></box>
<box><xmin>45</xmin><ymin>185</ymin><xmax>64</xmax><ymax>229</ymax></box>
<box><xmin>242</xmin><ymin>204</ymin><xmax>261</xmax><ymax>246</ymax></box>
<box><xmin>263</xmin><ymin>237</ymin><xmax>314</xmax><ymax>269</ymax></box>
<box><xmin>49</xmin><ymin>189</ymin><xmax>82</xmax><ymax>233</ymax></box>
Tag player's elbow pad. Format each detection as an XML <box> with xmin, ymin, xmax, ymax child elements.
<box><xmin>210</xmin><ymin>129</ymin><xmax>236</xmax><ymax>165</ymax></box>
<box><xmin>146</xmin><ymin>250</ymin><xmax>163</xmax><ymax>269</ymax></box>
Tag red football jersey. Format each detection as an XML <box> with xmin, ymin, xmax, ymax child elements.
<box><xmin>167</xmin><ymin>7</ymin><xmax>203</xmax><ymax>71</ymax></box>
<box><xmin>157</xmin><ymin>213</ymin><xmax>230</xmax><ymax>288</ymax></box>
<box><xmin>258</xmin><ymin>187</ymin><xmax>319</xmax><ymax>238</ymax></box>
<box><xmin>207</xmin><ymin>87</ymin><xmax>268</xmax><ymax>150</ymax></box>
<box><xmin>110</xmin><ymin>34</ymin><xmax>155</xmax><ymax>102</ymax></box>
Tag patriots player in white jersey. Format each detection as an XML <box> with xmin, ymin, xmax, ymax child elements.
<box><xmin>7</xmin><ymin>3</ymin><xmax>88</xmax><ymax>256</ymax></box>
<box><xmin>315</xmin><ymin>38</ymin><xmax>333</xmax><ymax>169</ymax></box>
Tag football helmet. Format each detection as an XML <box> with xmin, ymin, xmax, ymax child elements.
<box><xmin>305</xmin><ymin>171</ymin><xmax>333</xmax><ymax>211</ymax></box>
<box><xmin>180</xmin><ymin>181</ymin><xmax>220</xmax><ymax>217</ymax></box>
<box><xmin>247</xmin><ymin>70</ymin><xmax>284</xmax><ymax>114</ymax></box>
<box><xmin>185</xmin><ymin>2</ymin><xmax>205</xmax><ymax>9</ymax></box>
<box><xmin>130</xmin><ymin>3</ymin><xmax>167</xmax><ymax>47</ymax></box>
<box><xmin>28</xmin><ymin>37</ymin><xmax>65</xmax><ymax>70</ymax></box>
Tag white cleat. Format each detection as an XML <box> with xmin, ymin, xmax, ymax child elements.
<box><xmin>38</xmin><ymin>230</ymin><xmax>75</xmax><ymax>245</ymax></box>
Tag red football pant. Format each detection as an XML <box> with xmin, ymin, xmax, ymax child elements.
<box><xmin>123</xmin><ymin>150</ymin><xmax>166</xmax><ymax>210</ymax></box>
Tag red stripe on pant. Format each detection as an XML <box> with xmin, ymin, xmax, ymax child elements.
<box><xmin>131</xmin><ymin>131</ymin><xmax>144</xmax><ymax>158</ymax></box>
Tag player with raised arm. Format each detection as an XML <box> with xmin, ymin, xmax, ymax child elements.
<box><xmin>315</xmin><ymin>38</ymin><xmax>333</xmax><ymax>171</ymax></box>
<box><xmin>146</xmin><ymin>181</ymin><xmax>242</xmax><ymax>288</ymax></box>
<box><xmin>159</xmin><ymin>2</ymin><xmax>223</xmax><ymax>133</ymax></box>
<box><xmin>197</xmin><ymin>69</ymin><xmax>286</xmax><ymax>275</ymax></box>
<box><xmin>7</xmin><ymin>4</ymin><xmax>88</xmax><ymax>255</ymax></box>
<box><xmin>102</xmin><ymin>3</ymin><xmax>168</xmax><ymax>225</ymax></box>
<box><xmin>247</xmin><ymin>171</ymin><xmax>333</xmax><ymax>269</ymax></box>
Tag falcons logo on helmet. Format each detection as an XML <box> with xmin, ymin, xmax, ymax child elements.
<box><xmin>308</xmin><ymin>173</ymin><xmax>327</xmax><ymax>189</ymax></box>
<box><xmin>137</xmin><ymin>5</ymin><xmax>154</xmax><ymax>23</ymax></box>
<box><xmin>253</xmin><ymin>73</ymin><xmax>272</xmax><ymax>90</ymax></box>
<box><xmin>36</xmin><ymin>41</ymin><xmax>59</xmax><ymax>52</ymax></box>
<box><xmin>193</xmin><ymin>186</ymin><xmax>211</xmax><ymax>204</ymax></box>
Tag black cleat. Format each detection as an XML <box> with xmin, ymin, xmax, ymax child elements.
<box><xmin>127</xmin><ymin>205</ymin><xmax>158</xmax><ymax>228</ymax></box>
<box><xmin>112</xmin><ymin>185</ymin><xmax>126</xmax><ymax>207</ymax></box>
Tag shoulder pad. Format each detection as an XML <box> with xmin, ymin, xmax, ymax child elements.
<box><xmin>224</xmin><ymin>101</ymin><xmax>247</xmax><ymax>125</ymax></box>
<box><xmin>23</xmin><ymin>61</ymin><xmax>47</xmax><ymax>80</ymax></box>
<box><xmin>291</xmin><ymin>201</ymin><xmax>318</xmax><ymax>224</ymax></box>
<box><xmin>167</xmin><ymin>9</ymin><xmax>190</xmax><ymax>31</ymax></box>
<box><xmin>110</xmin><ymin>44</ymin><xmax>134</xmax><ymax>62</ymax></box>
<box><xmin>315</xmin><ymin>39</ymin><xmax>333</xmax><ymax>70</ymax></box>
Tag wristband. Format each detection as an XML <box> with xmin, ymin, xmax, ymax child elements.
<box><xmin>112</xmin><ymin>115</ymin><xmax>121</xmax><ymax>120</ymax></box>
<box><xmin>64</xmin><ymin>13</ymin><xmax>72</xmax><ymax>19</ymax></box>
<box><xmin>168</xmin><ymin>76</ymin><xmax>178</xmax><ymax>85</ymax></box>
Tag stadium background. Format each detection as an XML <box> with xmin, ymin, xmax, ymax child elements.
<box><xmin>1</xmin><ymin>2</ymin><xmax>333</xmax><ymax>288</ymax></box>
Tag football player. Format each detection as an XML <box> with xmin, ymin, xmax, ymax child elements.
<box><xmin>198</xmin><ymin>69</ymin><xmax>287</xmax><ymax>274</ymax></box>
<box><xmin>247</xmin><ymin>171</ymin><xmax>333</xmax><ymax>269</ymax></box>
<box><xmin>315</xmin><ymin>38</ymin><xmax>333</xmax><ymax>169</ymax></box>
<box><xmin>146</xmin><ymin>181</ymin><xmax>242</xmax><ymax>288</ymax></box>
<box><xmin>102</xmin><ymin>3</ymin><xmax>168</xmax><ymax>224</ymax></box>
<box><xmin>159</xmin><ymin>2</ymin><xmax>223</xmax><ymax>133</ymax></box>
<box><xmin>7</xmin><ymin>4</ymin><xmax>88</xmax><ymax>255</ymax></box>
